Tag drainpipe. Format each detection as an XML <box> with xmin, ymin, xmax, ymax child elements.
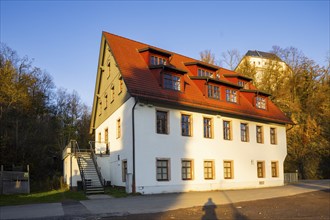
<box><xmin>131</xmin><ymin>97</ymin><xmax>138</xmax><ymax>193</ymax></box>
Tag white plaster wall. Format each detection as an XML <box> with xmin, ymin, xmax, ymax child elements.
<box><xmin>94</xmin><ymin>97</ymin><xmax>135</xmax><ymax>187</ymax></box>
<box><xmin>63</xmin><ymin>155</ymin><xmax>81</xmax><ymax>187</ymax></box>
<box><xmin>134</xmin><ymin>105</ymin><xmax>287</xmax><ymax>194</ymax></box>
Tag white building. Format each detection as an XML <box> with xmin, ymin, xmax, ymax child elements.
<box><xmin>235</xmin><ymin>50</ymin><xmax>290</xmax><ymax>82</ymax></box>
<box><xmin>65</xmin><ymin>32</ymin><xmax>292</xmax><ymax>194</ymax></box>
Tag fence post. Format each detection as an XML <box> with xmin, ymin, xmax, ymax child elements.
<box><xmin>0</xmin><ymin>165</ymin><xmax>3</xmax><ymax>194</ymax></box>
<box><xmin>27</xmin><ymin>165</ymin><xmax>30</xmax><ymax>194</ymax></box>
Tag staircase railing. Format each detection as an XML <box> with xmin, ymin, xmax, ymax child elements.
<box><xmin>89</xmin><ymin>141</ymin><xmax>105</xmax><ymax>187</ymax></box>
<box><xmin>71</xmin><ymin>140</ymin><xmax>87</xmax><ymax>193</ymax></box>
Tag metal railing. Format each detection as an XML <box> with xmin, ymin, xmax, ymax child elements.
<box><xmin>71</xmin><ymin>140</ymin><xmax>87</xmax><ymax>192</ymax></box>
<box><xmin>89</xmin><ymin>141</ymin><xmax>104</xmax><ymax>187</ymax></box>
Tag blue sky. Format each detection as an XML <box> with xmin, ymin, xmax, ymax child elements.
<box><xmin>1</xmin><ymin>1</ymin><xmax>329</xmax><ymax>107</ymax></box>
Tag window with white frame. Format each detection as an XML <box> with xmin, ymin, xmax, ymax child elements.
<box><xmin>150</xmin><ymin>55</ymin><xmax>166</xmax><ymax>65</ymax></box>
<box><xmin>207</xmin><ymin>85</ymin><xmax>220</xmax><ymax>100</ymax></box>
<box><xmin>198</xmin><ymin>68</ymin><xmax>214</xmax><ymax>78</ymax></box>
<box><xmin>240</xmin><ymin>123</ymin><xmax>249</xmax><ymax>142</ymax></box>
<box><xmin>163</xmin><ymin>73</ymin><xmax>181</xmax><ymax>91</ymax></box>
<box><xmin>156</xmin><ymin>159</ymin><xmax>170</xmax><ymax>181</ymax></box>
<box><xmin>256</xmin><ymin>96</ymin><xmax>266</xmax><ymax>109</ymax></box>
<box><xmin>182</xmin><ymin>159</ymin><xmax>193</xmax><ymax>180</ymax></box>
<box><xmin>226</xmin><ymin>89</ymin><xmax>237</xmax><ymax>103</ymax></box>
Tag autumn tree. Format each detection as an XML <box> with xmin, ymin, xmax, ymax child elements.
<box><xmin>0</xmin><ymin>44</ymin><xmax>93</xmax><ymax>190</ymax></box>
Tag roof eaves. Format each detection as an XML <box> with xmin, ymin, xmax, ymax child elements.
<box><xmin>149</xmin><ymin>64</ymin><xmax>187</xmax><ymax>74</ymax></box>
<box><xmin>190</xmin><ymin>76</ymin><xmax>242</xmax><ymax>88</ymax></box>
<box><xmin>223</xmin><ymin>73</ymin><xmax>253</xmax><ymax>81</ymax></box>
<box><xmin>240</xmin><ymin>89</ymin><xmax>271</xmax><ymax>96</ymax></box>
<box><xmin>138</xmin><ymin>46</ymin><xmax>173</xmax><ymax>57</ymax></box>
<box><xmin>184</xmin><ymin>61</ymin><xmax>219</xmax><ymax>71</ymax></box>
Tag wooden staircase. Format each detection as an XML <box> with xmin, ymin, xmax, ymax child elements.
<box><xmin>77</xmin><ymin>152</ymin><xmax>104</xmax><ymax>194</ymax></box>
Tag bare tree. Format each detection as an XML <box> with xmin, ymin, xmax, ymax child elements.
<box><xmin>221</xmin><ymin>49</ymin><xmax>241</xmax><ymax>70</ymax></box>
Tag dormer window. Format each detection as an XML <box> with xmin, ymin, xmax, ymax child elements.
<box><xmin>256</xmin><ymin>96</ymin><xmax>267</xmax><ymax>109</ymax></box>
<box><xmin>163</xmin><ymin>73</ymin><xmax>181</xmax><ymax>91</ymax></box>
<box><xmin>198</xmin><ymin>69</ymin><xmax>214</xmax><ymax>78</ymax></box>
<box><xmin>207</xmin><ymin>85</ymin><xmax>220</xmax><ymax>100</ymax></box>
<box><xmin>238</xmin><ymin>80</ymin><xmax>249</xmax><ymax>89</ymax></box>
<box><xmin>150</xmin><ymin>55</ymin><xmax>167</xmax><ymax>65</ymax></box>
<box><xmin>226</xmin><ymin>89</ymin><xmax>237</xmax><ymax>103</ymax></box>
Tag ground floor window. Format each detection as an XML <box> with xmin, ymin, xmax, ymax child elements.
<box><xmin>257</xmin><ymin>161</ymin><xmax>265</xmax><ymax>178</ymax></box>
<box><xmin>271</xmin><ymin>161</ymin><xmax>279</xmax><ymax>177</ymax></box>
<box><xmin>182</xmin><ymin>159</ymin><xmax>193</xmax><ymax>180</ymax></box>
<box><xmin>156</xmin><ymin>159</ymin><xmax>170</xmax><ymax>181</ymax></box>
<box><xmin>223</xmin><ymin>160</ymin><xmax>234</xmax><ymax>179</ymax></box>
<box><xmin>204</xmin><ymin>160</ymin><xmax>214</xmax><ymax>180</ymax></box>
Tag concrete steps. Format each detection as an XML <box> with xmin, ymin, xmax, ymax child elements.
<box><xmin>77</xmin><ymin>152</ymin><xmax>104</xmax><ymax>194</ymax></box>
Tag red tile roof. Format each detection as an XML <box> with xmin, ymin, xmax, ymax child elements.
<box><xmin>103</xmin><ymin>32</ymin><xmax>292</xmax><ymax>124</ymax></box>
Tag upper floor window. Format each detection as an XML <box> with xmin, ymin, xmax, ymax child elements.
<box><xmin>270</xmin><ymin>127</ymin><xmax>277</xmax><ymax>144</ymax></box>
<box><xmin>203</xmin><ymin>117</ymin><xmax>213</xmax><ymax>138</ymax></box>
<box><xmin>256</xmin><ymin>125</ymin><xmax>263</xmax><ymax>143</ymax></box>
<box><xmin>107</xmin><ymin>61</ymin><xmax>111</xmax><ymax>78</ymax></box>
<box><xmin>111</xmin><ymin>86</ymin><xmax>115</xmax><ymax>103</ymax></box>
<box><xmin>238</xmin><ymin>80</ymin><xmax>249</xmax><ymax>89</ymax></box>
<box><xmin>256</xmin><ymin>96</ymin><xmax>267</xmax><ymax>109</ymax></box>
<box><xmin>118</xmin><ymin>76</ymin><xmax>123</xmax><ymax>94</ymax></box>
<box><xmin>240</xmin><ymin>123</ymin><xmax>249</xmax><ymax>142</ymax></box>
<box><xmin>116</xmin><ymin>118</ymin><xmax>121</xmax><ymax>139</ymax></box>
<box><xmin>163</xmin><ymin>73</ymin><xmax>181</xmax><ymax>91</ymax></box>
<box><xmin>207</xmin><ymin>85</ymin><xmax>220</xmax><ymax>100</ymax></box>
<box><xmin>198</xmin><ymin>69</ymin><xmax>214</xmax><ymax>78</ymax></box>
<box><xmin>238</xmin><ymin>80</ymin><xmax>245</xmax><ymax>87</ymax></box>
<box><xmin>150</xmin><ymin>55</ymin><xmax>166</xmax><ymax>65</ymax></box>
<box><xmin>156</xmin><ymin>110</ymin><xmax>168</xmax><ymax>134</ymax></box>
<box><xmin>181</xmin><ymin>114</ymin><xmax>192</xmax><ymax>136</ymax></box>
<box><xmin>223</xmin><ymin>120</ymin><xmax>232</xmax><ymax>140</ymax></box>
<box><xmin>226</xmin><ymin>89</ymin><xmax>237</xmax><ymax>103</ymax></box>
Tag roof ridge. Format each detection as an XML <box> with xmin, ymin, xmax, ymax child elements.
<box><xmin>102</xmin><ymin>31</ymin><xmax>225</xmax><ymax>71</ymax></box>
